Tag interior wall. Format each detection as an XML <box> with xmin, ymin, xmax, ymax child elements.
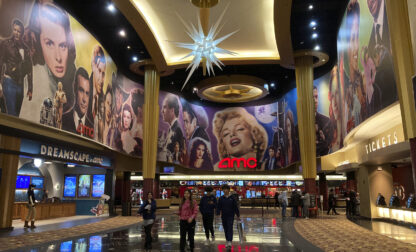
<box><xmin>368</xmin><ymin>165</ymin><xmax>393</xmax><ymax>218</ymax></box>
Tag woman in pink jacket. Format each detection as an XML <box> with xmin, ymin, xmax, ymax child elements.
<box><xmin>178</xmin><ymin>189</ymin><xmax>198</xmax><ymax>252</ymax></box>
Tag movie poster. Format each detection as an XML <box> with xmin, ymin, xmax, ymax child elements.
<box><xmin>0</xmin><ymin>1</ymin><xmax>144</xmax><ymax>157</ymax></box>
<box><xmin>157</xmin><ymin>89</ymin><xmax>300</xmax><ymax>171</ymax></box>
<box><xmin>337</xmin><ymin>0</ymin><xmax>397</xmax><ymax>136</ymax></box>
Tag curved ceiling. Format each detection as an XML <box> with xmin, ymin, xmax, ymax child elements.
<box><xmin>57</xmin><ymin>0</ymin><xmax>349</xmax><ymax>107</ymax></box>
<box><xmin>131</xmin><ymin>0</ymin><xmax>280</xmax><ymax>66</ymax></box>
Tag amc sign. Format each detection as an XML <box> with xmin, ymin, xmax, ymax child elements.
<box><xmin>218</xmin><ymin>157</ymin><xmax>257</xmax><ymax>169</ymax></box>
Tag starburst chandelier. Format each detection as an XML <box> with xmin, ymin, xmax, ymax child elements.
<box><xmin>174</xmin><ymin>3</ymin><xmax>238</xmax><ymax>90</ymax></box>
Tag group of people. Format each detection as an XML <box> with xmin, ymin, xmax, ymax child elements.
<box><xmin>275</xmin><ymin>190</ymin><xmax>311</xmax><ymax>219</ymax></box>
<box><xmin>137</xmin><ymin>185</ymin><xmax>240</xmax><ymax>251</ymax></box>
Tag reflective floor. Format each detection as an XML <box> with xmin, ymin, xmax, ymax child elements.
<box><xmin>352</xmin><ymin>218</ymin><xmax>416</xmax><ymax>245</ymax></box>
<box><xmin>20</xmin><ymin>214</ymin><xmax>302</xmax><ymax>252</ymax></box>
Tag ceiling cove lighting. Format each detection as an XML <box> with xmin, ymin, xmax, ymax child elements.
<box><xmin>129</xmin><ymin>175</ymin><xmax>347</xmax><ymax>181</ymax></box>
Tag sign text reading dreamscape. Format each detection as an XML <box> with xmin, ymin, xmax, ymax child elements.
<box><xmin>40</xmin><ymin>144</ymin><xmax>104</xmax><ymax>165</ymax></box>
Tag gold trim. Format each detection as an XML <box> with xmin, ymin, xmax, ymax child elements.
<box><xmin>293</xmin><ymin>50</ymin><xmax>329</xmax><ymax>68</ymax></box>
<box><xmin>191</xmin><ymin>0</ymin><xmax>219</xmax><ymax>8</ymax></box>
<box><xmin>275</xmin><ymin>0</ymin><xmax>295</xmax><ymax>69</ymax></box>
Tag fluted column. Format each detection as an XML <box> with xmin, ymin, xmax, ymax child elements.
<box><xmin>0</xmin><ymin>135</ymin><xmax>21</xmax><ymax>230</ymax></box>
<box><xmin>295</xmin><ymin>55</ymin><xmax>317</xmax><ymax>193</ymax></box>
<box><xmin>142</xmin><ymin>64</ymin><xmax>160</xmax><ymax>196</ymax></box>
<box><xmin>386</xmin><ymin>0</ymin><xmax>416</xmax><ymax>192</ymax></box>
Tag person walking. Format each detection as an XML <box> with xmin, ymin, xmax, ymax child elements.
<box><xmin>199</xmin><ymin>187</ymin><xmax>217</xmax><ymax>244</ymax></box>
<box><xmin>274</xmin><ymin>191</ymin><xmax>280</xmax><ymax>209</ymax></box>
<box><xmin>291</xmin><ymin>190</ymin><xmax>301</xmax><ymax>218</ymax></box>
<box><xmin>217</xmin><ymin>185</ymin><xmax>240</xmax><ymax>249</ymax></box>
<box><xmin>278</xmin><ymin>190</ymin><xmax>288</xmax><ymax>218</ymax></box>
<box><xmin>24</xmin><ymin>184</ymin><xmax>36</xmax><ymax>228</ymax></box>
<box><xmin>178</xmin><ymin>190</ymin><xmax>198</xmax><ymax>252</ymax></box>
<box><xmin>301</xmin><ymin>191</ymin><xmax>310</xmax><ymax>219</ymax></box>
<box><xmin>327</xmin><ymin>189</ymin><xmax>339</xmax><ymax>215</ymax></box>
<box><xmin>138</xmin><ymin>192</ymin><xmax>156</xmax><ymax>251</ymax></box>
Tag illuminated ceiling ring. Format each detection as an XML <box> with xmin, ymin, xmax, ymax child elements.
<box><xmin>196</xmin><ymin>75</ymin><xmax>268</xmax><ymax>103</ymax></box>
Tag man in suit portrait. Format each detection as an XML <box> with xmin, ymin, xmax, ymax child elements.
<box><xmin>0</xmin><ymin>19</ymin><xmax>33</xmax><ymax>116</ymax></box>
<box><xmin>367</xmin><ymin>0</ymin><xmax>390</xmax><ymax>56</ymax></box>
<box><xmin>314</xmin><ymin>86</ymin><xmax>333</xmax><ymax>156</ymax></box>
<box><xmin>159</xmin><ymin>94</ymin><xmax>185</xmax><ymax>161</ymax></box>
<box><xmin>182</xmin><ymin>101</ymin><xmax>209</xmax><ymax>142</ymax></box>
<box><xmin>262</xmin><ymin>146</ymin><xmax>278</xmax><ymax>171</ymax></box>
<box><xmin>62</xmin><ymin>67</ymin><xmax>93</xmax><ymax>138</ymax></box>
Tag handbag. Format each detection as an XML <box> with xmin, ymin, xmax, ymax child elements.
<box><xmin>237</xmin><ymin>220</ymin><xmax>246</xmax><ymax>242</ymax></box>
<box><xmin>143</xmin><ymin>218</ymin><xmax>154</xmax><ymax>226</ymax></box>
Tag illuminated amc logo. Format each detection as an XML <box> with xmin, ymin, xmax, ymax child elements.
<box><xmin>218</xmin><ymin>158</ymin><xmax>257</xmax><ymax>169</ymax></box>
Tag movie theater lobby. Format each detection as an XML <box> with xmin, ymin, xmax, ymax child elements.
<box><xmin>2</xmin><ymin>0</ymin><xmax>416</xmax><ymax>251</ymax></box>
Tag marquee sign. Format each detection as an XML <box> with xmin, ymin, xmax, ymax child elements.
<box><xmin>20</xmin><ymin>139</ymin><xmax>112</xmax><ymax>167</ymax></box>
<box><xmin>218</xmin><ymin>157</ymin><xmax>257</xmax><ymax>169</ymax></box>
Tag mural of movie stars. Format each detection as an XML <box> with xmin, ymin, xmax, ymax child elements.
<box><xmin>157</xmin><ymin>89</ymin><xmax>300</xmax><ymax>172</ymax></box>
<box><xmin>313</xmin><ymin>0</ymin><xmax>398</xmax><ymax>156</ymax></box>
<box><xmin>0</xmin><ymin>1</ymin><xmax>144</xmax><ymax>156</ymax></box>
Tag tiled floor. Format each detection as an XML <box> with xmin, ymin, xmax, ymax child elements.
<box><xmin>15</xmin><ymin>212</ymin><xmax>305</xmax><ymax>252</ymax></box>
<box><xmin>352</xmin><ymin>218</ymin><xmax>416</xmax><ymax>245</ymax></box>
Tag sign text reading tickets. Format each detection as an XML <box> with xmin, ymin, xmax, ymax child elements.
<box><xmin>40</xmin><ymin>145</ymin><xmax>104</xmax><ymax>165</ymax></box>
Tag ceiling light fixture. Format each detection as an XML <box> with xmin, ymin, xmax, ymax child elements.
<box><xmin>310</xmin><ymin>21</ymin><xmax>317</xmax><ymax>27</ymax></box>
<box><xmin>127</xmin><ymin>45</ymin><xmax>131</xmax><ymax>49</ymax></box>
<box><xmin>34</xmin><ymin>158</ymin><xmax>42</xmax><ymax>168</ymax></box>
<box><xmin>314</xmin><ymin>45</ymin><xmax>320</xmax><ymax>51</ymax></box>
<box><xmin>312</xmin><ymin>33</ymin><xmax>318</xmax><ymax>39</ymax></box>
<box><xmin>313</xmin><ymin>27</ymin><xmax>317</xmax><ymax>30</ymax></box>
<box><xmin>132</xmin><ymin>56</ymin><xmax>138</xmax><ymax>62</ymax></box>
<box><xmin>270</xmin><ymin>83</ymin><xmax>275</xmax><ymax>88</ymax></box>
<box><xmin>119</xmin><ymin>29</ymin><xmax>126</xmax><ymax>37</ymax></box>
<box><xmin>309</xmin><ymin>4</ymin><xmax>313</xmax><ymax>10</ymax></box>
<box><xmin>174</xmin><ymin>4</ymin><xmax>238</xmax><ymax>90</ymax></box>
<box><xmin>67</xmin><ymin>164</ymin><xmax>75</xmax><ymax>168</ymax></box>
<box><xmin>107</xmin><ymin>3</ymin><xmax>115</xmax><ymax>12</ymax></box>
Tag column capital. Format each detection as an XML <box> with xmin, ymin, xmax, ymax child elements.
<box><xmin>293</xmin><ymin>50</ymin><xmax>329</xmax><ymax>69</ymax></box>
<box><xmin>131</xmin><ymin>59</ymin><xmax>174</xmax><ymax>76</ymax></box>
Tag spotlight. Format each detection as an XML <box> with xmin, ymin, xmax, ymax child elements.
<box><xmin>34</xmin><ymin>158</ymin><xmax>42</xmax><ymax>168</ymax></box>
<box><xmin>170</xmin><ymin>81</ymin><xmax>174</xmax><ymax>85</ymax></box>
<box><xmin>312</xmin><ymin>33</ymin><xmax>318</xmax><ymax>39</ymax></box>
<box><xmin>314</xmin><ymin>45</ymin><xmax>320</xmax><ymax>51</ymax></box>
<box><xmin>309</xmin><ymin>4</ymin><xmax>313</xmax><ymax>10</ymax></box>
<box><xmin>119</xmin><ymin>29</ymin><xmax>126</xmax><ymax>37</ymax></box>
<box><xmin>310</xmin><ymin>21</ymin><xmax>317</xmax><ymax>27</ymax></box>
<box><xmin>193</xmin><ymin>87</ymin><xmax>198</xmax><ymax>93</ymax></box>
<box><xmin>313</xmin><ymin>27</ymin><xmax>316</xmax><ymax>30</ymax></box>
<box><xmin>127</xmin><ymin>45</ymin><xmax>131</xmax><ymax>50</ymax></box>
<box><xmin>270</xmin><ymin>83</ymin><xmax>275</xmax><ymax>88</ymax></box>
<box><xmin>132</xmin><ymin>56</ymin><xmax>138</xmax><ymax>62</ymax></box>
<box><xmin>107</xmin><ymin>3</ymin><xmax>115</xmax><ymax>12</ymax></box>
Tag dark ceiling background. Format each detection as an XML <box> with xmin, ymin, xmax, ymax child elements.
<box><xmin>55</xmin><ymin>0</ymin><xmax>348</xmax><ymax>107</ymax></box>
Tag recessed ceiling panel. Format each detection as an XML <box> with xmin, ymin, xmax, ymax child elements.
<box><xmin>132</xmin><ymin>0</ymin><xmax>279</xmax><ymax>65</ymax></box>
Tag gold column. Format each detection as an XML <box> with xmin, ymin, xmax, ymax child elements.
<box><xmin>0</xmin><ymin>135</ymin><xmax>21</xmax><ymax>230</ymax></box>
<box><xmin>386</xmin><ymin>0</ymin><xmax>416</xmax><ymax>140</ymax></box>
<box><xmin>142</xmin><ymin>64</ymin><xmax>160</xmax><ymax>181</ymax></box>
<box><xmin>295</xmin><ymin>55</ymin><xmax>317</xmax><ymax>192</ymax></box>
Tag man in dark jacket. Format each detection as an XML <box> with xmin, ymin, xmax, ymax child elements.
<box><xmin>327</xmin><ymin>189</ymin><xmax>339</xmax><ymax>215</ymax></box>
<box><xmin>217</xmin><ymin>185</ymin><xmax>240</xmax><ymax>249</ymax></box>
<box><xmin>199</xmin><ymin>187</ymin><xmax>217</xmax><ymax>244</ymax></box>
<box><xmin>291</xmin><ymin>190</ymin><xmax>301</xmax><ymax>218</ymax></box>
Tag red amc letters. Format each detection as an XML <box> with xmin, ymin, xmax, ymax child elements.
<box><xmin>218</xmin><ymin>157</ymin><xmax>257</xmax><ymax>169</ymax></box>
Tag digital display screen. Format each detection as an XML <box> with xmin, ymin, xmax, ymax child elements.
<box><xmin>180</xmin><ymin>181</ymin><xmax>187</xmax><ymax>185</ymax></box>
<box><xmin>75</xmin><ymin>238</ymin><xmax>87</xmax><ymax>252</ymax></box>
<box><xmin>251</xmin><ymin>191</ymin><xmax>256</xmax><ymax>198</ymax></box>
<box><xmin>196</xmin><ymin>181</ymin><xmax>203</xmax><ymax>186</ymax></box>
<box><xmin>221</xmin><ymin>191</ymin><xmax>224</xmax><ymax>196</ymax></box>
<box><xmin>228</xmin><ymin>181</ymin><xmax>235</xmax><ymax>186</ymax></box>
<box><xmin>261</xmin><ymin>181</ymin><xmax>269</xmax><ymax>186</ymax></box>
<box><xmin>188</xmin><ymin>181</ymin><xmax>194</xmax><ymax>186</ymax></box>
<box><xmin>92</xmin><ymin>175</ymin><xmax>105</xmax><ymax>198</ymax></box>
<box><xmin>238</xmin><ymin>181</ymin><xmax>244</xmax><ymax>186</ymax></box>
<box><xmin>216</xmin><ymin>190</ymin><xmax>221</xmax><ymax>198</ymax></box>
<box><xmin>78</xmin><ymin>175</ymin><xmax>91</xmax><ymax>197</ymax></box>
<box><xmin>256</xmin><ymin>191</ymin><xmax>262</xmax><ymax>198</ymax></box>
<box><xmin>60</xmin><ymin>240</ymin><xmax>73</xmax><ymax>252</ymax></box>
<box><xmin>31</xmin><ymin>177</ymin><xmax>44</xmax><ymax>189</ymax></box>
<box><xmin>16</xmin><ymin>175</ymin><xmax>30</xmax><ymax>189</ymax></box>
<box><xmin>203</xmin><ymin>181</ymin><xmax>207</xmax><ymax>186</ymax></box>
<box><xmin>218</xmin><ymin>181</ymin><xmax>223</xmax><ymax>185</ymax></box>
<box><xmin>286</xmin><ymin>180</ymin><xmax>292</xmax><ymax>186</ymax></box>
<box><xmin>295</xmin><ymin>181</ymin><xmax>304</xmax><ymax>186</ymax></box>
<box><xmin>255</xmin><ymin>181</ymin><xmax>260</xmax><ymax>186</ymax></box>
<box><xmin>211</xmin><ymin>181</ymin><xmax>218</xmax><ymax>186</ymax></box>
<box><xmin>246</xmin><ymin>190</ymin><xmax>251</xmax><ymax>199</ymax></box>
<box><xmin>64</xmin><ymin>176</ymin><xmax>77</xmax><ymax>197</ymax></box>
<box><xmin>206</xmin><ymin>181</ymin><xmax>211</xmax><ymax>186</ymax></box>
<box><xmin>89</xmin><ymin>236</ymin><xmax>102</xmax><ymax>252</ymax></box>
<box><xmin>163</xmin><ymin>167</ymin><xmax>174</xmax><ymax>173</ymax></box>
<box><xmin>245</xmin><ymin>181</ymin><xmax>253</xmax><ymax>186</ymax></box>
